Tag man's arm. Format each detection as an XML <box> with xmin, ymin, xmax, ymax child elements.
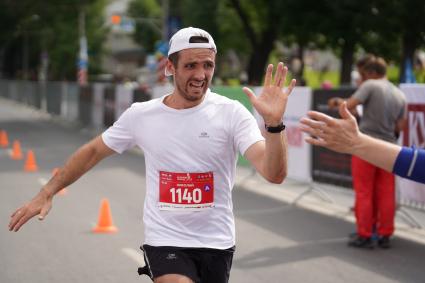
<box><xmin>395</xmin><ymin>104</ymin><xmax>408</xmax><ymax>136</ymax></box>
<box><xmin>395</xmin><ymin>117</ymin><xmax>407</xmax><ymax>139</ymax></box>
<box><xmin>9</xmin><ymin>136</ymin><xmax>115</xmax><ymax>232</ymax></box>
<box><xmin>328</xmin><ymin>96</ymin><xmax>362</xmax><ymax>114</ymax></box>
<box><xmin>242</xmin><ymin>62</ymin><xmax>296</xmax><ymax>183</ymax></box>
<box><xmin>244</xmin><ymin>133</ymin><xmax>287</xmax><ymax>184</ymax></box>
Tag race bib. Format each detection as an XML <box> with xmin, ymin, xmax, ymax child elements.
<box><xmin>158</xmin><ymin>171</ymin><xmax>214</xmax><ymax>211</ymax></box>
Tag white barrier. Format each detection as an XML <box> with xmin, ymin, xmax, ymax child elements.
<box><xmin>253</xmin><ymin>87</ymin><xmax>312</xmax><ymax>182</ymax></box>
<box><xmin>398</xmin><ymin>84</ymin><xmax>425</xmax><ymax>208</ymax></box>
<box><xmin>92</xmin><ymin>83</ymin><xmax>105</xmax><ymax>129</ymax></box>
<box><xmin>115</xmin><ymin>84</ymin><xmax>135</xmax><ymax>120</ymax></box>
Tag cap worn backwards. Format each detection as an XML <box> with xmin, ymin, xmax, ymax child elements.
<box><xmin>167</xmin><ymin>27</ymin><xmax>217</xmax><ymax>57</ymax></box>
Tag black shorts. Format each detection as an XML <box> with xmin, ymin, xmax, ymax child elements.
<box><xmin>140</xmin><ymin>244</ymin><xmax>235</xmax><ymax>283</ymax></box>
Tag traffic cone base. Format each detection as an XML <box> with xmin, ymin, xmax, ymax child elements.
<box><xmin>24</xmin><ymin>150</ymin><xmax>38</xmax><ymax>172</ymax></box>
<box><xmin>93</xmin><ymin>225</ymin><xmax>118</xmax><ymax>233</ymax></box>
<box><xmin>10</xmin><ymin>140</ymin><xmax>23</xmax><ymax>160</ymax></box>
<box><xmin>92</xmin><ymin>199</ymin><xmax>118</xmax><ymax>233</ymax></box>
<box><xmin>0</xmin><ymin>130</ymin><xmax>9</xmax><ymax>148</ymax></box>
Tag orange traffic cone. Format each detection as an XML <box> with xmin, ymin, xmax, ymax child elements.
<box><xmin>52</xmin><ymin>167</ymin><xmax>68</xmax><ymax>195</ymax></box>
<box><xmin>0</xmin><ymin>130</ymin><xmax>9</xmax><ymax>148</ymax></box>
<box><xmin>24</xmin><ymin>150</ymin><xmax>38</xmax><ymax>172</ymax></box>
<box><xmin>92</xmin><ymin>199</ymin><xmax>118</xmax><ymax>233</ymax></box>
<box><xmin>10</xmin><ymin>140</ymin><xmax>23</xmax><ymax>160</ymax></box>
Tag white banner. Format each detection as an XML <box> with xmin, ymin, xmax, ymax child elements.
<box><xmin>398</xmin><ymin>84</ymin><xmax>425</xmax><ymax>205</ymax></box>
<box><xmin>253</xmin><ymin>86</ymin><xmax>312</xmax><ymax>181</ymax></box>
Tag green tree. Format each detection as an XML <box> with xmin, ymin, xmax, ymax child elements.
<box><xmin>0</xmin><ymin>0</ymin><xmax>108</xmax><ymax>80</ymax></box>
<box><xmin>320</xmin><ymin>0</ymin><xmax>375</xmax><ymax>85</ymax></box>
<box><xmin>392</xmin><ymin>0</ymin><xmax>425</xmax><ymax>82</ymax></box>
<box><xmin>227</xmin><ymin>0</ymin><xmax>288</xmax><ymax>84</ymax></box>
<box><xmin>0</xmin><ymin>1</ymin><xmax>37</xmax><ymax>78</ymax></box>
<box><xmin>180</xmin><ymin>0</ymin><xmax>220</xmax><ymax>42</ymax></box>
<box><xmin>351</xmin><ymin>0</ymin><xmax>424</xmax><ymax>82</ymax></box>
<box><xmin>280</xmin><ymin>0</ymin><xmax>329</xmax><ymax>84</ymax></box>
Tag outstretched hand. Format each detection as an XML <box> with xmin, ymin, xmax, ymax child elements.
<box><xmin>300</xmin><ymin>102</ymin><xmax>360</xmax><ymax>154</ymax></box>
<box><xmin>9</xmin><ymin>189</ymin><xmax>53</xmax><ymax>232</ymax></box>
<box><xmin>243</xmin><ymin>62</ymin><xmax>296</xmax><ymax>125</ymax></box>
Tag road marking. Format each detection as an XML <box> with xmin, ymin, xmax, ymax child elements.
<box><xmin>38</xmin><ymin>177</ymin><xmax>48</xmax><ymax>186</ymax></box>
<box><xmin>121</xmin><ymin>247</ymin><xmax>145</xmax><ymax>266</ymax></box>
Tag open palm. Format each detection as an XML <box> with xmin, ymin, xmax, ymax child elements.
<box><xmin>243</xmin><ymin>62</ymin><xmax>296</xmax><ymax>125</ymax></box>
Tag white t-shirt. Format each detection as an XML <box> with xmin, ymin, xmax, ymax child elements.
<box><xmin>102</xmin><ymin>89</ymin><xmax>264</xmax><ymax>249</ymax></box>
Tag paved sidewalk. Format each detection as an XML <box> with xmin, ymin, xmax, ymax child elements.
<box><xmin>235</xmin><ymin>166</ymin><xmax>425</xmax><ymax>245</ymax></box>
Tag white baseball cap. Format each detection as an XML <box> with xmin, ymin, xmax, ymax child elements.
<box><xmin>165</xmin><ymin>27</ymin><xmax>217</xmax><ymax>76</ymax></box>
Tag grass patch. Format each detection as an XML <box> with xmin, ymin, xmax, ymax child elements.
<box><xmin>304</xmin><ymin>68</ymin><xmax>340</xmax><ymax>89</ymax></box>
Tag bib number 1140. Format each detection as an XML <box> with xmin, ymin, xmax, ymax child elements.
<box><xmin>170</xmin><ymin>188</ymin><xmax>202</xmax><ymax>204</ymax></box>
<box><xmin>170</xmin><ymin>188</ymin><xmax>202</xmax><ymax>203</ymax></box>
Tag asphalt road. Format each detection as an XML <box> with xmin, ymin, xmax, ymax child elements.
<box><xmin>1</xmin><ymin>98</ymin><xmax>425</xmax><ymax>283</ymax></box>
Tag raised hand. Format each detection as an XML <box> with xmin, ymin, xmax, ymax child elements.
<box><xmin>243</xmin><ymin>62</ymin><xmax>296</xmax><ymax>125</ymax></box>
<box><xmin>9</xmin><ymin>189</ymin><xmax>53</xmax><ymax>232</ymax></box>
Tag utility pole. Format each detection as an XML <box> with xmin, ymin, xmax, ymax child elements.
<box><xmin>78</xmin><ymin>8</ymin><xmax>88</xmax><ymax>85</ymax></box>
<box><xmin>162</xmin><ymin>0</ymin><xmax>169</xmax><ymax>42</ymax></box>
<box><xmin>21</xmin><ymin>14</ymin><xmax>39</xmax><ymax>80</ymax></box>
<box><xmin>23</xmin><ymin>31</ymin><xmax>29</xmax><ymax>80</ymax></box>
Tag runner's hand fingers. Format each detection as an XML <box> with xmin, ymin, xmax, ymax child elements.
<box><xmin>285</xmin><ymin>79</ymin><xmax>296</xmax><ymax>96</ymax></box>
<box><xmin>9</xmin><ymin>207</ymin><xmax>26</xmax><ymax>230</ymax></box>
<box><xmin>242</xmin><ymin>87</ymin><xmax>256</xmax><ymax>105</ymax></box>
<box><xmin>11</xmin><ymin>214</ymin><xmax>31</xmax><ymax>232</ymax></box>
<box><xmin>10</xmin><ymin>206</ymin><xmax>25</xmax><ymax>218</ymax></box>
<box><xmin>9</xmin><ymin>210</ymin><xmax>25</xmax><ymax>231</ymax></box>
<box><xmin>275</xmin><ymin>63</ymin><xmax>286</xmax><ymax>87</ymax></box>
<box><xmin>9</xmin><ymin>206</ymin><xmax>40</xmax><ymax>231</ymax></box>
<box><xmin>38</xmin><ymin>203</ymin><xmax>51</xmax><ymax>220</ymax></box>
<box><xmin>264</xmin><ymin>64</ymin><xmax>273</xmax><ymax>87</ymax></box>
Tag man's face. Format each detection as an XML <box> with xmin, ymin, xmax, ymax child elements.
<box><xmin>168</xmin><ymin>48</ymin><xmax>215</xmax><ymax>102</ymax></box>
<box><xmin>358</xmin><ymin>68</ymin><xmax>374</xmax><ymax>84</ymax></box>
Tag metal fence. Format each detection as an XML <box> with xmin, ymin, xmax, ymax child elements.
<box><xmin>0</xmin><ymin>80</ymin><xmax>151</xmax><ymax>128</ymax></box>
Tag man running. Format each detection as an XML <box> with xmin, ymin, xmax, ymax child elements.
<box><xmin>9</xmin><ymin>27</ymin><xmax>296</xmax><ymax>283</ymax></box>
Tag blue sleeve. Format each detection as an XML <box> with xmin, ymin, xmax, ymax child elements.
<box><xmin>393</xmin><ymin>147</ymin><xmax>425</xmax><ymax>184</ymax></box>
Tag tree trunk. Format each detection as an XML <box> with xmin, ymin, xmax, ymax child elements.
<box><xmin>340</xmin><ymin>40</ymin><xmax>355</xmax><ymax>86</ymax></box>
<box><xmin>0</xmin><ymin>48</ymin><xmax>4</xmax><ymax>79</ymax></box>
<box><xmin>399</xmin><ymin>33</ymin><xmax>416</xmax><ymax>83</ymax></box>
<box><xmin>295</xmin><ymin>43</ymin><xmax>305</xmax><ymax>86</ymax></box>
<box><xmin>247</xmin><ymin>30</ymin><xmax>276</xmax><ymax>85</ymax></box>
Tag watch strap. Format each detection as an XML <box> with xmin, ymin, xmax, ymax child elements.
<box><xmin>265</xmin><ymin>122</ymin><xmax>286</xmax><ymax>133</ymax></box>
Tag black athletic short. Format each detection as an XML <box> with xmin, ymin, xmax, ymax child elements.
<box><xmin>140</xmin><ymin>244</ymin><xmax>235</xmax><ymax>283</ymax></box>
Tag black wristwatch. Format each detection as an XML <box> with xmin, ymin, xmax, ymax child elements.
<box><xmin>265</xmin><ymin>122</ymin><xmax>286</xmax><ymax>133</ymax></box>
